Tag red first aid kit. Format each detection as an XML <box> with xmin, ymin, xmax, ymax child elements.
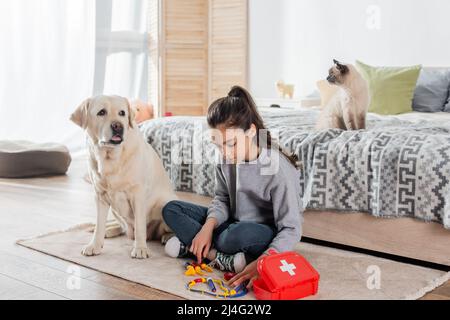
<box><xmin>253</xmin><ymin>250</ymin><xmax>320</xmax><ymax>300</ymax></box>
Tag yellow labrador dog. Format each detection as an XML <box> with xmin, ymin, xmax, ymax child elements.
<box><xmin>70</xmin><ymin>95</ymin><xmax>177</xmax><ymax>259</ymax></box>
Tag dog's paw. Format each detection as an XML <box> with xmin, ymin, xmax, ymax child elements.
<box><xmin>81</xmin><ymin>243</ymin><xmax>102</xmax><ymax>256</ymax></box>
<box><xmin>131</xmin><ymin>246</ymin><xmax>150</xmax><ymax>259</ymax></box>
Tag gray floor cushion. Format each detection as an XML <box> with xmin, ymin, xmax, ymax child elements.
<box><xmin>0</xmin><ymin>140</ymin><xmax>71</xmax><ymax>178</ymax></box>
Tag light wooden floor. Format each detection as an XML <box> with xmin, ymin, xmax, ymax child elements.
<box><xmin>0</xmin><ymin>156</ymin><xmax>448</xmax><ymax>300</ymax></box>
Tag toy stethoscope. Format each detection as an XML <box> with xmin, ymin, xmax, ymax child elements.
<box><xmin>186</xmin><ymin>277</ymin><xmax>248</xmax><ymax>298</ymax></box>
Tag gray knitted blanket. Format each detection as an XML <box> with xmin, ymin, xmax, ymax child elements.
<box><xmin>140</xmin><ymin>108</ymin><xmax>450</xmax><ymax>229</ymax></box>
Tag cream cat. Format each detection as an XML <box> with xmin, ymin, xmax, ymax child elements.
<box><xmin>316</xmin><ymin>60</ymin><xmax>370</xmax><ymax>130</ymax></box>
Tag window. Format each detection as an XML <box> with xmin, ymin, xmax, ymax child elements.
<box><xmin>94</xmin><ymin>0</ymin><xmax>149</xmax><ymax>100</ymax></box>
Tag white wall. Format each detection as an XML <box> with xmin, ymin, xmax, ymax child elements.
<box><xmin>249</xmin><ymin>0</ymin><xmax>450</xmax><ymax>98</ymax></box>
<box><xmin>248</xmin><ymin>0</ymin><xmax>285</xmax><ymax>99</ymax></box>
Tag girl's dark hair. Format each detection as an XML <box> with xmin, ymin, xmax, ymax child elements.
<box><xmin>207</xmin><ymin>85</ymin><xmax>299</xmax><ymax>168</ymax></box>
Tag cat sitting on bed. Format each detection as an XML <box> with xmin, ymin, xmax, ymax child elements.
<box><xmin>316</xmin><ymin>59</ymin><xmax>370</xmax><ymax>130</ymax></box>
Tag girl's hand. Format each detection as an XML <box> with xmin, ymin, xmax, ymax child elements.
<box><xmin>190</xmin><ymin>218</ymin><xmax>216</xmax><ymax>263</ymax></box>
<box><xmin>228</xmin><ymin>259</ymin><xmax>259</xmax><ymax>289</ymax></box>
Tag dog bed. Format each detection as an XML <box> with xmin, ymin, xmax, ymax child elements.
<box><xmin>0</xmin><ymin>140</ymin><xmax>71</xmax><ymax>178</ymax></box>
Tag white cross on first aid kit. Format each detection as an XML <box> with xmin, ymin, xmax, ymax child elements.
<box><xmin>279</xmin><ymin>259</ymin><xmax>296</xmax><ymax>276</ymax></box>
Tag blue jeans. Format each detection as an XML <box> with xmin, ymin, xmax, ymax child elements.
<box><xmin>162</xmin><ymin>200</ymin><xmax>276</xmax><ymax>262</ymax></box>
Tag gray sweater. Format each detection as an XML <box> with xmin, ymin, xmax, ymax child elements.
<box><xmin>207</xmin><ymin>147</ymin><xmax>303</xmax><ymax>253</ymax></box>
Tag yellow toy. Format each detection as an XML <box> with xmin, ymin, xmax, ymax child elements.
<box><xmin>184</xmin><ymin>262</ymin><xmax>213</xmax><ymax>276</ymax></box>
<box><xmin>201</xmin><ymin>263</ymin><xmax>213</xmax><ymax>272</ymax></box>
<box><xmin>185</xmin><ymin>266</ymin><xmax>197</xmax><ymax>276</ymax></box>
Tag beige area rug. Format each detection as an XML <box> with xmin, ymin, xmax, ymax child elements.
<box><xmin>17</xmin><ymin>224</ymin><xmax>449</xmax><ymax>300</ymax></box>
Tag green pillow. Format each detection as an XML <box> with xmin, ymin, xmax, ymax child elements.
<box><xmin>355</xmin><ymin>61</ymin><xmax>422</xmax><ymax>115</ymax></box>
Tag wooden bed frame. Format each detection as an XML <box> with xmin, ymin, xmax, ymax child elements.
<box><xmin>177</xmin><ymin>192</ymin><xmax>450</xmax><ymax>267</ymax></box>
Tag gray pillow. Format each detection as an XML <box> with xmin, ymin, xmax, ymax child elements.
<box><xmin>412</xmin><ymin>68</ymin><xmax>450</xmax><ymax>113</ymax></box>
<box><xmin>0</xmin><ymin>140</ymin><xmax>71</xmax><ymax>178</ymax></box>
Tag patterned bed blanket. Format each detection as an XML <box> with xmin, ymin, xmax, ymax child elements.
<box><xmin>140</xmin><ymin>107</ymin><xmax>450</xmax><ymax>229</ymax></box>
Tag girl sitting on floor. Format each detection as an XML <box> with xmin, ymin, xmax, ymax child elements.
<box><xmin>162</xmin><ymin>85</ymin><xmax>303</xmax><ymax>289</ymax></box>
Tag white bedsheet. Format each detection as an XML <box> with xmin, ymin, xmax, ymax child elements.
<box><xmin>372</xmin><ymin>111</ymin><xmax>450</xmax><ymax>123</ymax></box>
<box><xmin>259</xmin><ymin>105</ymin><xmax>450</xmax><ymax>124</ymax></box>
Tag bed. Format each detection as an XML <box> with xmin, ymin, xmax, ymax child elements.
<box><xmin>140</xmin><ymin>107</ymin><xmax>450</xmax><ymax>266</ymax></box>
